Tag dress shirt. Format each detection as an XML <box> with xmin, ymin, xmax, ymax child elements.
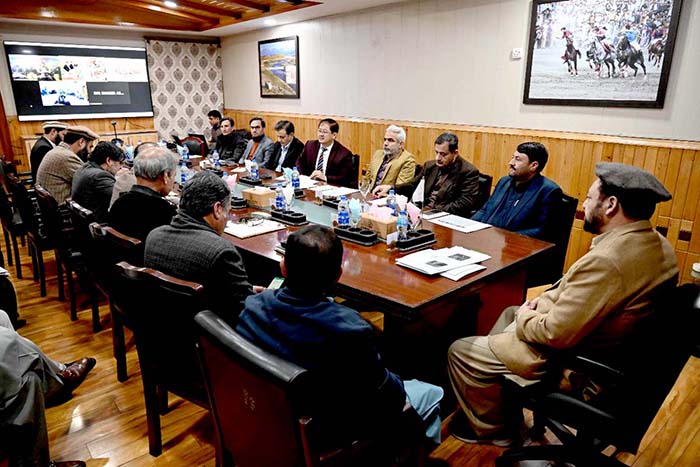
<box><xmin>275</xmin><ymin>142</ymin><xmax>291</xmax><ymax>172</ymax></box>
<box><xmin>315</xmin><ymin>142</ymin><xmax>333</xmax><ymax>175</ymax></box>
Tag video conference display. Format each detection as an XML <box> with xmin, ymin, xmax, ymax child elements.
<box><xmin>4</xmin><ymin>41</ymin><xmax>154</xmax><ymax>121</ymax></box>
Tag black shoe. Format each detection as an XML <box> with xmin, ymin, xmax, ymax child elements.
<box><xmin>13</xmin><ymin>318</ymin><xmax>27</xmax><ymax>329</ymax></box>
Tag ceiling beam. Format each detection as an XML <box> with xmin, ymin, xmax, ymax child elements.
<box><xmin>124</xmin><ymin>0</ymin><xmax>219</xmax><ymax>23</ymax></box>
<box><xmin>225</xmin><ymin>0</ymin><xmax>269</xmax><ymax>12</ymax></box>
<box><xmin>175</xmin><ymin>0</ymin><xmax>243</xmax><ymax>19</ymax></box>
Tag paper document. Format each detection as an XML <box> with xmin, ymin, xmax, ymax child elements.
<box><xmin>396</xmin><ymin>246</ymin><xmax>491</xmax><ymax>276</ymax></box>
<box><xmin>422</xmin><ymin>210</ymin><xmax>449</xmax><ymax>220</ymax></box>
<box><xmin>441</xmin><ymin>264</ymin><xmax>486</xmax><ymax>281</ymax></box>
<box><xmin>275</xmin><ymin>174</ymin><xmax>318</xmax><ymax>189</ymax></box>
<box><xmin>308</xmin><ymin>185</ymin><xmax>358</xmax><ymax>197</ymax></box>
<box><xmin>224</xmin><ymin>219</ymin><xmax>286</xmax><ymax>239</ymax></box>
<box><xmin>412</xmin><ymin>178</ymin><xmax>425</xmax><ymax>203</ymax></box>
<box><xmin>429</xmin><ymin>214</ymin><xmax>491</xmax><ymax>233</ymax></box>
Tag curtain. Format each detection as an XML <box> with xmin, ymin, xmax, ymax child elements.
<box><xmin>146</xmin><ymin>40</ymin><xmax>223</xmax><ymax>141</ymax></box>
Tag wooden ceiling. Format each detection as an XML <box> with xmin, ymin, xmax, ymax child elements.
<box><xmin>0</xmin><ymin>0</ymin><xmax>320</xmax><ymax>32</ymax></box>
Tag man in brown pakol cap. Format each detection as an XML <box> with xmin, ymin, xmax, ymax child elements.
<box><xmin>36</xmin><ymin>125</ymin><xmax>98</xmax><ymax>204</ymax></box>
<box><xmin>30</xmin><ymin>121</ymin><xmax>68</xmax><ymax>181</ymax></box>
<box><xmin>446</xmin><ymin>162</ymin><xmax>679</xmax><ymax>447</ymax></box>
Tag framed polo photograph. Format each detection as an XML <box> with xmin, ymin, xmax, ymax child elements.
<box><xmin>258</xmin><ymin>36</ymin><xmax>300</xmax><ymax>99</ymax></box>
<box><xmin>523</xmin><ymin>0</ymin><xmax>683</xmax><ymax>108</ymax></box>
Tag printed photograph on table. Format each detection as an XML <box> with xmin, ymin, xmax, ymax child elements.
<box><xmin>258</xmin><ymin>36</ymin><xmax>299</xmax><ymax>98</ymax></box>
<box><xmin>523</xmin><ymin>0</ymin><xmax>683</xmax><ymax>108</ymax></box>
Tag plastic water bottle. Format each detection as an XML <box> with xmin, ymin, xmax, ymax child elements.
<box><xmin>180</xmin><ymin>161</ymin><xmax>189</xmax><ymax>185</ymax></box>
<box><xmin>275</xmin><ymin>183</ymin><xmax>286</xmax><ymax>211</ymax></box>
<box><xmin>291</xmin><ymin>167</ymin><xmax>300</xmax><ymax>189</ymax></box>
<box><xmin>386</xmin><ymin>189</ymin><xmax>397</xmax><ymax>214</ymax></box>
<box><xmin>337</xmin><ymin>195</ymin><xmax>350</xmax><ymax>226</ymax></box>
<box><xmin>249</xmin><ymin>160</ymin><xmax>259</xmax><ymax>180</ymax></box>
<box><xmin>124</xmin><ymin>143</ymin><xmax>134</xmax><ymax>161</ymax></box>
<box><xmin>397</xmin><ymin>211</ymin><xmax>409</xmax><ymax>240</ymax></box>
<box><xmin>212</xmin><ymin>149</ymin><xmax>220</xmax><ymax>168</ymax></box>
<box><xmin>159</xmin><ymin>139</ymin><xmax>167</xmax><ymax>148</ymax></box>
<box><xmin>182</xmin><ymin>145</ymin><xmax>190</xmax><ymax>160</ymax></box>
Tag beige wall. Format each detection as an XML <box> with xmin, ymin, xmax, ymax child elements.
<box><xmin>221</xmin><ymin>0</ymin><xmax>700</xmax><ymax>142</ymax></box>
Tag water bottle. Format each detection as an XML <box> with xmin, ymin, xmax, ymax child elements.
<box><xmin>291</xmin><ymin>167</ymin><xmax>300</xmax><ymax>189</ymax></box>
<box><xmin>275</xmin><ymin>183</ymin><xmax>286</xmax><ymax>211</ymax></box>
<box><xmin>337</xmin><ymin>195</ymin><xmax>350</xmax><ymax>226</ymax></box>
<box><xmin>386</xmin><ymin>189</ymin><xmax>397</xmax><ymax>214</ymax></box>
<box><xmin>180</xmin><ymin>161</ymin><xmax>189</xmax><ymax>185</ymax></box>
<box><xmin>249</xmin><ymin>160</ymin><xmax>259</xmax><ymax>180</ymax></box>
<box><xmin>124</xmin><ymin>143</ymin><xmax>134</xmax><ymax>161</ymax></box>
<box><xmin>397</xmin><ymin>211</ymin><xmax>409</xmax><ymax>240</ymax></box>
<box><xmin>212</xmin><ymin>149</ymin><xmax>220</xmax><ymax>168</ymax></box>
<box><xmin>182</xmin><ymin>145</ymin><xmax>190</xmax><ymax>160</ymax></box>
<box><xmin>159</xmin><ymin>139</ymin><xmax>167</xmax><ymax>148</ymax></box>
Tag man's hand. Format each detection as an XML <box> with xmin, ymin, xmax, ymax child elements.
<box><xmin>514</xmin><ymin>297</ymin><xmax>539</xmax><ymax>323</ymax></box>
<box><xmin>372</xmin><ymin>184</ymin><xmax>391</xmax><ymax>198</ymax></box>
<box><xmin>252</xmin><ymin>285</ymin><xmax>266</xmax><ymax>293</ymax></box>
<box><xmin>310</xmin><ymin>170</ymin><xmax>326</xmax><ymax>182</ymax></box>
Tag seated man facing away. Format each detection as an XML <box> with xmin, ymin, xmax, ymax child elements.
<box><xmin>236</xmin><ymin>225</ymin><xmax>444</xmax><ymax>446</ymax></box>
<box><xmin>472</xmin><ymin>142</ymin><xmax>562</xmax><ymax>241</ymax></box>
<box><xmin>264</xmin><ymin>119</ymin><xmax>305</xmax><ymax>171</ymax></box>
<box><xmin>213</xmin><ymin>117</ymin><xmax>247</xmax><ymax>161</ymax></box>
<box><xmin>296</xmin><ymin>118</ymin><xmax>356</xmax><ymax>188</ymax></box>
<box><xmin>0</xmin><ymin>310</ymin><xmax>95</xmax><ymax>467</ymax></box>
<box><xmin>238</xmin><ymin>117</ymin><xmax>274</xmax><ymax>167</ymax></box>
<box><xmin>447</xmin><ymin>162</ymin><xmax>678</xmax><ymax>446</ymax></box>
<box><xmin>110</xmin><ymin>141</ymin><xmax>158</xmax><ymax>208</ymax></box>
<box><xmin>71</xmin><ymin>141</ymin><xmax>126</xmax><ymax>223</ymax></box>
<box><xmin>366</xmin><ymin>124</ymin><xmax>416</xmax><ymax>190</ymax></box>
<box><xmin>109</xmin><ymin>146</ymin><xmax>178</xmax><ymax>242</ymax></box>
<box><xmin>145</xmin><ymin>171</ymin><xmax>256</xmax><ymax>325</ymax></box>
<box><xmin>373</xmin><ymin>132</ymin><xmax>480</xmax><ymax>217</ymax></box>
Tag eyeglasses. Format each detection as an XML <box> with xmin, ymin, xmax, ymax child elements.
<box><xmin>232</xmin><ymin>216</ymin><xmax>264</xmax><ymax>227</ymax></box>
<box><xmin>318</xmin><ymin>129</ymin><xmax>332</xmax><ymax>135</ymax></box>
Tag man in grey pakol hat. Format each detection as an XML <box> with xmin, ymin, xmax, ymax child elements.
<box><xmin>446</xmin><ymin>162</ymin><xmax>678</xmax><ymax>447</ymax></box>
<box><xmin>30</xmin><ymin>121</ymin><xmax>68</xmax><ymax>181</ymax></box>
<box><xmin>36</xmin><ymin>125</ymin><xmax>98</xmax><ymax>204</ymax></box>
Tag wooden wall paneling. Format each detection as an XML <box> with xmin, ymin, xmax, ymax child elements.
<box><xmin>658</xmin><ymin>148</ymin><xmax>682</xmax><ymax>218</ymax></box>
<box><xmin>681</xmin><ymin>151</ymin><xmax>700</xmax><ymax>221</ymax></box>
<box><xmin>671</xmin><ymin>149</ymin><xmax>695</xmax><ymax>220</ymax></box>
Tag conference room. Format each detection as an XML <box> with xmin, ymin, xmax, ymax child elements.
<box><xmin>1</xmin><ymin>0</ymin><xmax>699</xmax><ymax>466</ymax></box>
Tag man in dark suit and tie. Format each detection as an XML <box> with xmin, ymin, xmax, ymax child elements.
<box><xmin>30</xmin><ymin>121</ymin><xmax>67</xmax><ymax>181</ymax></box>
<box><xmin>373</xmin><ymin>132</ymin><xmax>480</xmax><ymax>217</ymax></box>
<box><xmin>264</xmin><ymin>120</ymin><xmax>305</xmax><ymax>171</ymax></box>
<box><xmin>296</xmin><ymin>118</ymin><xmax>356</xmax><ymax>188</ymax></box>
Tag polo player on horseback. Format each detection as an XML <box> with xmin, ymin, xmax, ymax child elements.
<box><xmin>560</xmin><ymin>27</ymin><xmax>578</xmax><ymax>62</ymax></box>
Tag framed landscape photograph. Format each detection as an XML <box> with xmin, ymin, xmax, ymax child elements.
<box><xmin>258</xmin><ymin>36</ymin><xmax>299</xmax><ymax>98</ymax></box>
<box><xmin>523</xmin><ymin>0</ymin><xmax>683</xmax><ymax>108</ymax></box>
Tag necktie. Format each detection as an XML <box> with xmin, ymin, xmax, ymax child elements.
<box><xmin>316</xmin><ymin>147</ymin><xmax>327</xmax><ymax>171</ymax></box>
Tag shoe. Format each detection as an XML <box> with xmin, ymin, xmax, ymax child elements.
<box><xmin>13</xmin><ymin>318</ymin><xmax>27</xmax><ymax>329</ymax></box>
<box><xmin>48</xmin><ymin>461</ymin><xmax>86</xmax><ymax>467</ymax></box>
<box><xmin>448</xmin><ymin>411</ymin><xmax>514</xmax><ymax>447</ymax></box>
<box><xmin>57</xmin><ymin>357</ymin><xmax>96</xmax><ymax>393</ymax></box>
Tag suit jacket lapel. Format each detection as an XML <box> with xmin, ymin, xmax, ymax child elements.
<box><xmin>503</xmin><ymin>176</ymin><xmax>542</xmax><ymax>226</ymax></box>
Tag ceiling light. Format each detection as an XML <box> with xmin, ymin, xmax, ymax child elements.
<box><xmin>39</xmin><ymin>9</ymin><xmax>56</xmax><ymax>18</ymax></box>
<box><xmin>264</xmin><ymin>19</ymin><xmax>277</xmax><ymax>26</ymax></box>
<box><xmin>164</xmin><ymin>1</ymin><xmax>178</xmax><ymax>8</ymax></box>
<box><xmin>148</xmin><ymin>5</ymin><xmax>162</xmax><ymax>11</ymax></box>
<box><xmin>118</xmin><ymin>22</ymin><xmax>136</xmax><ymax>27</ymax></box>
<box><xmin>21</xmin><ymin>49</ymin><xmax>33</xmax><ymax>54</ymax></box>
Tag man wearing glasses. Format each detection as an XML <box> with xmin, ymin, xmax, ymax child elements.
<box><xmin>239</xmin><ymin>116</ymin><xmax>274</xmax><ymax>166</ymax></box>
<box><xmin>296</xmin><ymin>118</ymin><xmax>356</xmax><ymax>188</ymax></box>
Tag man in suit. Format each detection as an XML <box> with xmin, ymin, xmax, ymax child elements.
<box><xmin>296</xmin><ymin>118</ymin><xmax>356</xmax><ymax>188</ymax></box>
<box><xmin>264</xmin><ymin>120</ymin><xmax>305</xmax><ymax>171</ymax></box>
<box><xmin>366</xmin><ymin>125</ymin><xmax>416</xmax><ymax>189</ymax></box>
<box><xmin>446</xmin><ymin>163</ymin><xmax>678</xmax><ymax>446</ymax></box>
<box><xmin>36</xmin><ymin>125</ymin><xmax>98</xmax><ymax>204</ymax></box>
<box><xmin>0</xmin><ymin>310</ymin><xmax>94</xmax><ymax>467</ymax></box>
<box><xmin>30</xmin><ymin>121</ymin><xmax>67</xmax><ymax>181</ymax></box>
<box><xmin>238</xmin><ymin>116</ymin><xmax>274</xmax><ymax>166</ymax></box>
<box><xmin>472</xmin><ymin>142</ymin><xmax>562</xmax><ymax>241</ymax></box>
<box><xmin>373</xmin><ymin>132</ymin><xmax>480</xmax><ymax>217</ymax></box>
<box><xmin>206</xmin><ymin>109</ymin><xmax>222</xmax><ymax>146</ymax></box>
<box><xmin>109</xmin><ymin>146</ymin><xmax>178</xmax><ymax>242</ymax></box>
<box><xmin>71</xmin><ymin>141</ymin><xmax>126</xmax><ymax>223</ymax></box>
<box><xmin>213</xmin><ymin>117</ymin><xmax>247</xmax><ymax>161</ymax></box>
<box><xmin>145</xmin><ymin>171</ymin><xmax>260</xmax><ymax>325</ymax></box>
<box><xmin>236</xmin><ymin>225</ymin><xmax>444</xmax><ymax>446</ymax></box>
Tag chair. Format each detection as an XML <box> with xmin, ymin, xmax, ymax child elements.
<box><xmin>181</xmin><ymin>136</ymin><xmax>206</xmax><ymax>156</ymax></box>
<box><xmin>469</xmin><ymin>173</ymin><xmax>493</xmax><ymax>217</ymax></box>
<box><xmin>0</xmin><ymin>185</ymin><xmax>23</xmax><ymax>276</ymax></box>
<box><xmin>496</xmin><ymin>283</ymin><xmax>700</xmax><ymax>467</ymax></box>
<box><xmin>350</xmin><ymin>153</ymin><xmax>360</xmax><ymax>189</ymax></box>
<box><xmin>526</xmin><ymin>192</ymin><xmax>578</xmax><ymax>287</ymax></box>
<box><xmin>88</xmin><ymin>223</ymin><xmax>142</xmax><ymax>382</ymax></box>
<box><xmin>111</xmin><ymin>261</ymin><xmax>209</xmax><ymax>457</ymax></box>
<box><xmin>195</xmin><ymin>310</ymin><xmax>428</xmax><ymax>467</ymax></box>
<box><xmin>7</xmin><ymin>179</ymin><xmax>61</xmax><ymax>299</ymax></box>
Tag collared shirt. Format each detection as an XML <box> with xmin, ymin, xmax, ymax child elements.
<box><xmin>373</xmin><ymin>151</ymin><xmax>398</xmax><ymax>189</ymax></box>
<box><xmin>315</xmin><ymin>141</ymin><xmax>334</xmax><ymax>175</ymax></box>
<box><xmin>276</xmin><ymin>142</ymin><xmax>292</xmax><ymax>172</ymax></box>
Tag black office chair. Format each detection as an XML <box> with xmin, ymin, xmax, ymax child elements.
<box><xmin>496</xmin><ymin>283</ymin><xmax>700</xmax><ymax>467</ymax></box>
<box><xmin>526</xmin><ymin>192</ymin><xmax>578</xmax><ymax>287</ymax></box>
<box><xmin>351</xmin><ymin>153</ymin><xmax>360</xmax><ymax>189</ymax></box>
<box><xmin>0</xmin><ymin>185</ymin><xmax>23</xmax><ymax>275</ymax></box>
<box><xmin>181</xmin><ymin>136</ymin><xmax>206</xmax><ymax>156</ymax></box>
<box><xmin>195</xmin><ymin>310</ymin><xmax>429</xmax><ymax>467</ymax></box>
<box><xmin>469</xmin><ymin>173</ymin><xmax>493</xmax><ymax>216</ymax></box>
<box><xmin>111</xmin><ymin>261</ymin><xmax>209</xmax><ymax>457</ymax></box>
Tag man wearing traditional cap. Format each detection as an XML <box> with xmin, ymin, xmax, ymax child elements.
<box><xmin>36</xmin><ymin>125</ymin><xmax>98</xmax><ymax>204</ymax></box>
<box><xmin>30</xmin><ymin>121</ymin><xmax>67</xmax><ymax>181</ymax></box>
<box><xmin>446</xmin><ymin>162</ymin><xmax>678</xmax><ymax>447</ymax></box>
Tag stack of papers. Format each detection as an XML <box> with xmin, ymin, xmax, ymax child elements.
<box><xmin>428</xmin><ymin>214</ymin><xmax>491</xmax><ymax>234</ymax></box>
<box><xmin>396</xmin><ymin>246</ymin><xmax>490</xmax><ymax>281</ymax></box>
<box><xmin>224</xmin><ymin>219</ymin><xmax>286</xmax><ymax>239</ymax></box>
<box><xmin>308</xmin><ymin>185</ymin><xmax>358</xmax><ymax>197</ymax></box>
<box><xmin>275</xmin><ymin>174</ymin><xmax>318</xmax><ymax>189</ymax></box>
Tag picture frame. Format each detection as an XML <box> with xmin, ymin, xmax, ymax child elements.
<box><xmin>523</xmin><ymin>0</ymin><xmax>683</xmax><ymax>108</ymax></box>
<box><xmin>258</xmin><ymin>36</ymin><xmax>300</xmax><ymax>99</ymax></box>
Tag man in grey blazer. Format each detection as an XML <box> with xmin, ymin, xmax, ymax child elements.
<box><xmin>238</xmin><ymin>116</ymin><xmax>274</xmax><ymax>166</ymax></box>
<box><xmin>145</xmin><ymin>171</ymin><xmax>260</xmax><ymax>324</ymax></box>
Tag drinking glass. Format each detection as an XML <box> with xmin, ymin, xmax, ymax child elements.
<box><xmin>359</xmin><ymin>178</ymin><xmax>371</xmax><ymax>201</ymax></box>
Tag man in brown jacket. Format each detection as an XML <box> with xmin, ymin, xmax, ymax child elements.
<box><xmin>447</xmin><ymin>162</ymin><xmax>679</xmax><ymax>446</ymax></box>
